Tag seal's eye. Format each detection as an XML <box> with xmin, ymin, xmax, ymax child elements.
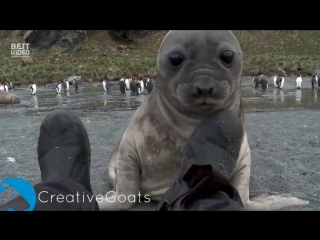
<box><xmin>220</xmin><ymin>50</ymin><xmax>234</xmax><ymax>67</ymax></box>
<box><xmin>169</xmin><ymin>52</ymin><xmax>184</xmax><ymax>67</ymax></box>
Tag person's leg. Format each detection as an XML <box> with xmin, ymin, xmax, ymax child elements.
<box><xmin>158</xmin><ymin>109</ymin><xmax>245</xmax><ymax>211</ymax></box>
<box><xmin>0</xmin><ymin>110</ymin><xmax>99</xmax><ymax>211</ymax></box>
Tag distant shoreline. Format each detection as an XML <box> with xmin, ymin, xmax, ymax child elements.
<box><xmin>13</xmin><ymin>73</ymin><xmax>314</xmax><ymax>87</ymax></box>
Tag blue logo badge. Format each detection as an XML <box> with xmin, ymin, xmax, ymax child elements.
<box><xmin>0</xmin><ymin>178</ymin><xmax>36</xmax><ymax>211</ymax></box>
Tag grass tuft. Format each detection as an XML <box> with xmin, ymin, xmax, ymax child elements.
<box><xmin>0</xmin><ymin>30</ymin><xmax>320</xmax><ymax>84</ymax></box>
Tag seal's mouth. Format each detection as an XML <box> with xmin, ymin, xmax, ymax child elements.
<box><xmin>195</xmin><ymin>97</ymin><xmax>217</xmax><ymax>106</ymax></box>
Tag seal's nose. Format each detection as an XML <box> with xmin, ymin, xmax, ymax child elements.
<box><xmin>192</xmin><ymin>80</ymin><xmax>216</xmax><ymax>98</ymax></box>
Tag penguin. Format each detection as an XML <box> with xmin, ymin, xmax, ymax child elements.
<box><xmin>130</xmin><ymin>79</ymin><xmax>139</xmax><ymax>95</ymax></box>
<box><xmin>8</xmin><ymin>82</ymin><xmax>15</xmax><ymax>90</ymax></box>
<box><xmin>273</xmin><ymin>76</ymin><xmax>280</xmax><ymax>87</ymax></box>
<box><xmin>318</xmin><ymin>75</ymin><xmax>320</xmax><ymax>88</ymax></box>
<box><xmin>3</xmin><ymin>82</ymin><xmax>8</xmax><ymax>92</ymax></box>
<box><xmin>146</xmin><ymin>78</ymin><xmax>155</xmax><ymax>94</ymax></box>
<box><xmin>138</xmin><ymin>79</ymin><xmax>144</xmax><ymax>94</ymax></box>
<box><xmin>295</xmin><ymin>75</ymin><xmax>302</xmax><ymax>89</ymax></box>
<box><xmin>124</xmin><ymin>78</ymin><xmax>130</xmax><ymax>91</ymax></box>
<box><xmin>119</xmin><ymin>78</ymin><xmax>126</xmax><ymax>94</ymax></box>
<box><xmin>102</xmin><ymin>79</ymin><xmax>109</xmax><ymax>92</ymax></box>
<box><xmin>73</xmin><ymin>80</ymin><xmax>79</xmax><ymax>91</ymax></box>
<box><xmin>252</xmin><ymin>76</ymin><xmax>260</xmax><ymax>89</ymax></box>
<box><xmin>56</xmin><ymin>81</ymin><xmax>61</xmax><ymax>94</ymax></box>
<box><xmin>311</xmin><ymin>74</ymin><xmax>317</xmax><ymax>88</ymax></box>
<box><xmin>259</xmin><ymin>78</ymin><xmax>268</xmax><ymax>91</ymax></box>
<box><xmin>279</xmin><ymin>77</ymin><xmax>285</xmax><ymax>89</ymax></box>
<box><xmin>29</xmin><ymin>82</ymin><xmax>36</xmax><ymax>95</ymax></box>
<box><xmin>0</xmin><ymin>84</ymin><xmax>4</xmax><ymax>91</ymax></box>
<box><xmin>143</xmin><ymin>78</ymin><xmax>148</xmax><ymax>89</ymax></box>
<box><xmin>64</xmin><ymin>79</ymin><xmax>69</xmax><ymax>92</ymax></box>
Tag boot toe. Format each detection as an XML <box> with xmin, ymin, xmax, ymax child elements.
<box><xmin>37</xmin><ymin>110</ymin><xmax>92</xmax><ymax>193</ymax></box>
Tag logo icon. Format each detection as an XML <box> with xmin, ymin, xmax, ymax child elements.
<box><xmin>0</xmin><ymin>178</ymin><xmax>36</xmax><ymax>211</ymax></box>
<box><xmin>11</xmin><ymin>43</ymin><xmax>30</xmax><ymax>58</ymax></box>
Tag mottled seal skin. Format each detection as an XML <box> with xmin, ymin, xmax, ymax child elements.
<box><xmin>0</xmin><ymin>90</ymin><xmax>20</xmax><ymax>104</ymax></box>
<box><xmin>100</xmin><ymin>30</ymin><xmax>309</xmax><ymax>211</ymax></box>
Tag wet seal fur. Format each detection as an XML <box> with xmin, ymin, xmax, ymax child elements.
<box><xmin>100</xmin><ymin>30</ymin><xmax>309</xmax><ymax>211</ymax></box>
<box><xmin>0</xmin><ymin>90</ymin><xmax>20</xmax><ymax>104</ymax></box>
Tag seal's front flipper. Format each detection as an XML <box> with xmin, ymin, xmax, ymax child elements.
<box><xmin>100</xmin><ymin>133</ymin><xmax>140</xmax><ymax>211</ymax></box>
<box><xmin>246</xmin><ymin>193</ymin><xmax>309</xmax><ymax>211</ymax></box>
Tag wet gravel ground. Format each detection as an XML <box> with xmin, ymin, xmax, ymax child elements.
<box><xmin>0</xmin><ymin>75</ymin><xmax>319</xmax><ymax>211</ymax></box>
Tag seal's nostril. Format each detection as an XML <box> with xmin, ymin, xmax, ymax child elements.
<box><xmin>195</xmin><ymin>87</ymin><xmax>213</xmax><ymax>97</ymax></box>
<box><xmin>192</xmin><ymin>79</ymin><xmax>216</xmax><ymax>98</ymax></box>
<box><xmin>197</xmin><ymin>87</ymin><xmax>203</xmax><ymax>96</ymax></box>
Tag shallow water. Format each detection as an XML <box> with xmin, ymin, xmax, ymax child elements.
<box><xmin>1</xmin><ymin>84</ymin><xmax>319</xmax><ymax>117</ymax></box>
<box><xmin>0</xmin><ymin>83</ymin><xmax>319</xmax><ymax>211</ymax></box>
<box><xmin>243</xmin><ymin>88</ymin><xmax>320</xmax><ymax>111</ymax></box>
<box><xmin>0</xmin><ymin>84</ymin><xmax>148</xmax><ymax>117</ymax></box>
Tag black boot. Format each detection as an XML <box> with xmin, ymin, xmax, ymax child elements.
<box><xmin>158</xmin><ymin>109</ymin><xmax>245</xmax><ymax>211</ymax></box>
<box><xmin>37</xmin><ymin>109</ymin><xmax>93</xmax><ymax>194</ymax></box>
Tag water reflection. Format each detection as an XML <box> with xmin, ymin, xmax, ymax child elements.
<box><xmin>243</xmin><ymin>87</ymin><xmax>320</xmax><ymax>111</ymax></box>
<box><xmin>31</xmin><ymin>95</ymin><xmax>38</xmax><ymax>109</ymax></box>
<box><xmin>4</xmin><ymin>84</ymin><xmax>320</xmax><ymax>118</ymax></box>
<box><xmin>125</xmin><ymin>95</ymin><xmax>130</xmax><ymax>108</ymax></box>
<box><xmin>295</xmin><ymin>89</ymin><xmax>301</xmax><ymax>104</ymax></box>
<box><xmin>273</xmin><ymin>89</ymin><xmax>284</xmax><ymax>104</ymax></box>
<box><xmin>138</xmin><ymin>94</ymin><xmax>147</xmax><ymax>104</ymax></box>
<box><xmin>56</xmin><ymin>94</ymin><xmax>63</xmax><ymax>105</ymax></box>
<box><xmin>280</xmin><ymin>90</ymin><xmax>284</xmax><ymax>104</ymax></box>
<box><xmin>312</xmin><ymin>88</ymin><xmax>319</xmax><ymax>103</ymax></box>
<box><xmin>103</xmin><ymin>92</ymin><xmax>107</xmax><ymax>106</ymax></box>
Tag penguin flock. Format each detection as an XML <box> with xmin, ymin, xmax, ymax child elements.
<box><xmin>252</xmin><ymin>76</ymin><xmax>269</xmax><ymax>90</ymax></box>
<box><xmin>253</xmin><ymin>74</ymin><xmax>320</xmax><ymax>90</ymax></box>
<box><xmin>0</xmin><ymin>76</ymin><xmax>154</xmax><ymax>99</ymax></box>
<box><xmin>103</xmin><ymin>77</ymin><xmax>155</xmax><ymax>95</ymax></box>
<box><xmin>0</xmin><ymin>82</ymin><xmax>14</xmax><ymax>92</ymax></box>
<box><xmin>56</xmin><ymin>79</ymin><xmax>77</xmax><ymax>94</ymax></box>
<box><xmin>253</xmin><ymin>75</ymin><xmax>285</xmax><ymax>90</ymax></box>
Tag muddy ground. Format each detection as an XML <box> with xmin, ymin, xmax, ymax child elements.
<box><xmin>0</xmin><ymin>75</ymin><xmax>319</xmax><ymax>211</ymax></box>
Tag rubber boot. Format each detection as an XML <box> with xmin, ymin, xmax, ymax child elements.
<box><xmin>158</xmin><ymin>109</ymin><xmax>245</xmax><ymax>211</ymax></box>
<box><xmin>37</xmin><ymin>109</ymin><xmax>93</xmax><ymax>194</ymax></box>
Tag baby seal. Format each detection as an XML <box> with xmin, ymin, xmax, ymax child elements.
<box><xmin>99</xmin><ymin>30</ymin><xmax>308</xmax><ymax>211</ymax></box>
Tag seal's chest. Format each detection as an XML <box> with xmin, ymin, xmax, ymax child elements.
<box><xmin>139</xmin><ymin>135</ymin><xmax>188</xmax><ymax>173</ymax></box>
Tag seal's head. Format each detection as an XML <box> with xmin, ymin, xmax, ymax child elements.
<box><xmin>156</xmin><ymin>30</ymin><xmax>242</xmax><ymax>114</ymax></box>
